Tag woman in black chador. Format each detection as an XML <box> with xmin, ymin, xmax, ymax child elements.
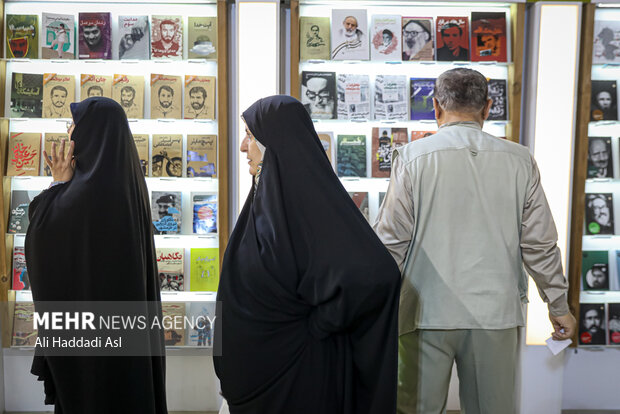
<box><xmin>25</xmin><ymin>97</ymin><xmax>167</xmax><ymax>413</ymax></box>
<box><xmin>214</xmin><ymin>95</ymin><xmax>400</xmax><ymax>414</ymax></box>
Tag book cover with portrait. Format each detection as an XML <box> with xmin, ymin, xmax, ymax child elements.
<box><xmin>12</xmin><ymin>302</ymin><xmax>37</xmax><ymax>346</ymax></box>
<box><xmin>155</xmin><ymin>247</ymin><xmax>184</xmax><ymax>291</ymax></box>
<box><xmin>591</xmin><ymin>80</ymin><xmax>618</xmax><ymax>121</ymax></box>
<box><xmin>579</xmin><ymin>303</ymin><xmax>607</xmax><ymax>346</ymax></box>
<box><xmin>190</xmin><ymin>248</ymin><xmax>220</xmax><ymax>292</ymax></box>
<box><xmin>471</xmin><ymin>12</ymin><xmax>507</xmax><ymax>62</ymax></box>
<box><xmin>371</xmin><ymin>127</ymin><xmax>408</xmax><ymax>178</ymax></box>
<box><xmin>410</xmin><ymin>78</ymin><xmax>435</xmax><ymax>120</ymax></box>
<box><xmin>609</xmin><ymin>303</ymin><xmax>620</xmax><ymax>345</ymax></box>
<box><xmin>80</xmin><ymin>74</ymin><xmax>112</xmax><ymax>100</ymax></box>
<box><xmin>187</xmin><ymin>135</ymin><xmax>217</xmax><ymax>178</ymax></box>
<box><xmin>337</xmin><ymin>74</ymin><xmax>370</xmax><ymax>120</ymax></box>
<box><xmin>411</xmin><ymin>130</ymin><xmax>436</xmax><ymax>141</ymax></box>
<box><xmin>370</xmin><ymin>15</ymin><xmax>401</xmax><ymax>61</ymax></box>
<box><xmin>152</xmin><ymin>191</ymin><xmax>182</xmax><ymax>235</ymax></box>
<box><xmin>317</xmin><ymin>132</ymin><xmax>334</xmax><ymax>166</ymax></box>
<box><xmin>184</xmin><ymin>76</ymin><xmax>215</xmax><ymax>119</ymax></box>
<box><xmin>151</xmin><ymin>15</ymin><xmax>183</xmax><ymax>59</ymax></box>
<box><xmin>593</xmin><ymin>20</ymin><xmax>620</xmax><ymax>65</ymax></box>
<box><xmin>117</xmin><ymin>15</ymin><xmax>149</xmax><ymax>60</ymax></box>
<box><xmin>12</xmin><ymin>246</ymin><xmax>29</xmax><ymax>291</ymax></box>
<box><xmin>337</xmin><ymin>134</ymin><xmax>367</xmax><ymax>177</ymax></box>
<box><xmin>78</xmin><ymin>12</ymin><xmax>111</xmax><ymax>59</ymax></box>
<box><xmin>10</xmin><ymin>72</ymin><xmax>42</xmax><ymax>118</ymax></box>
<box><xmin>435</xmin><ymin>16</ymin><xmax>469</xmax><ymax>61</ymax></box>
<box><xmin>402</xmin><ymin>17</ymin><xmax>433</xmax><ymax>61</ymax></box>
<box><xmin>300</xmin><ymin>16</ymin><xmax>330</xmax><ymax>61</ymax></box>
<box><xmin>188</xmin><ymin>16</ymin><xmax>217</xmax><ymax>60</ymax></box>
<box><xmin>587</xmin><ymin>137</ymin><xmax>613</xmax><ymax>179</ymax></box>
<box><xmin>7</xmin><ymin>133</ymin><xmax>41</xmax><ymax>176</ymax></box>
<box><xmin>585</xmin><ymin>193</ymin><xmax>614</xmax><ymax>235</ymax></box>
<box><xmin>301</xmin><ymin>71</ymin><xmax>337</xmax><ymax>119</ymax></box>
<box><xmin>6</xmin><ymin>14</ymin><xmax>38</xmax><ymax>59</ymax></box>
<box><xmin>348</xmin><ymin>192</ymin><xmax>369</xmax><ymax>221</ymax></box>
<box><xmin>331</xmin><ymin>9</ymin><xmax>369</xmax><ymax>60</ymax></box>
<box><xmin>42</xmin><ymin>73</ymin><xmax>74</xmax><ymax>118</ymax></box>
<box><xmin>112</xmin><ymin>74</ymin><xmax>144</xmax><ymax>119</ymax></box>
<box><xmin>582</xmin><ymin>251</ymin><xmax>609</xmax><ymax>291</ymax></box>
<box><xmin>133</xmin><ymin>134</ymin><xmax>149</xmax><ymax>176</ymax></box>
<box><xmin>161</xmin><ymin>302</ymin><xmax>185</xmax><ymax>346</ymax></box>
<box><xmin>8</xmin><ymin>190</ymin><xmax>40</xmax><ymax>234</ymax></box>
<box><xmin>150</xmin><ymin>74</ymin><xmax>182</xmax><ymax>119</ymax></box>
<box><xmin>186</xmin><ymin>301</ymin><xmax>216</xmax><ymax>347</ymax></box>
<box><xmin>152</xmin><ymin>134</ymin><xmax>183</xmax><ymax>177</ymax></box>
<box><xmin>487</xmin><ymin>78</ymin><xmax>508</xmax><ymax>121</ymax></box>
<box><xmin>42</xmin><ymin>13</ymin><xmax>74</xmax><ymax>59</ymax></box>
<box><xmin>374</xmin><ymin>75</ymin><xmax>408</xmax><ymax>121</ymax></box>
<box><xmin>192</xmin><ymin>192</ymin><xmax>217</xmax><ymax>234</ymax></box>
<box><xmin>43</xmin><ymin>133</ymin><xmax>69</xmax><ymax>176</ymax></box>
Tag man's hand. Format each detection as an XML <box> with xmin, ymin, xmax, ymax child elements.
<box><xmin>43</xmin><ymin>138</ymin><xmax>75</xmax><ymax>182</ymax></box>
<box><xmin>549</xmin><ymin>312</ymin><xmax>577</xmax><ymax>341</ymax></box>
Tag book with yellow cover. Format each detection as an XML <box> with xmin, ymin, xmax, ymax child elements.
<box><xmin>42</xmin><ymin>73</ymin><xmax>75</xmax><ymax>118</ymax></box>
<box><xmin>152</xmin><ymin>134</ymin><xmax>183</xmax><ymax>177</ymax></box>
<box><xmin>80</xmin><ymin>74</ymin><xmax>112</xmax><ymax>99</ymax></box>
<box><xmin>133</xmin><ymin>134</ymin><xmax>149</xmax><ymax>176</ymax></box>
<box><xmin>187</xmin><ymin>134</ymin><xmax>217</xmax><ymax>178</ymax></box>
<box><xmin>112</xmin><ymin>74</ymin><xmax>144</xmax><ymax>119</ymax></box>
<box><xmin>150</xmin><ymin>74</ymin><xmax>182</xmax><ymax>119</ymax></box>
<box><xmin>188</xmin><ymin>17</ymin><xmax>217</xmax><ymax>59</ymax></box>
<box><xmin>184</xmin><ymin>75</ymin><xmax>215</xmax><ymax>119</ymax></box>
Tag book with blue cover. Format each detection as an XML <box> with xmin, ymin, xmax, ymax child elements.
<box><xmin>410</xmin><ymin>78</ymin><xmax>435</xmax><ymax>120</ymax></box>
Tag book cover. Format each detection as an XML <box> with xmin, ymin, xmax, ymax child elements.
<box><xmin>187</xmin><ymin>135</ymin><xmax>217</xmax><ymax>177</ymax></box>
<box><xmin>190</xmin><ymin>248</ymin><xmax>219</xmax><ymax>292</ymax></box>
<box><xmin>317</xmin><ymin>132</ymin><xmax>334</xmax><ymax>165</ymax></box>
<box><xmin>582</xmin><ymin>251</ymin><xmax>609</xmax><ymax>291</ymax></box>
<box><xmin>348</xmin><ymin>192</ymin><xmax>369</xmax><ymax>221</ymax></box>
<box><xmin>6</xmin><ymin>14</ymin><xmax>38</xmax><ymax>59</ymax></box>
<box><xmin>42</xmin><ymin>73</ymin><xmax>74</xmax><ymax>118</ymax></box>
<box><xmin>113</xmin><ymin>74</ymin><xmax>145</xmax><ymax>119</ymax></box>
<box><xmin>300</xmin><ymin>16</ymin><xmax>330</xmax><ymax>61</ymax></box>
<box><xmin>118</xmin><ymin>15</ymin><xmax>149</xmax><ymax>59</ymax></box>
<box><xmin>80</xmin><ymin>74</ymin><xmax>112</xmax><ymax>99</ymax></box>
<box><xmin>411</xmin><ymin>130</ymin><xmax>436</xmax><ymax>141</ymax></box>
<box><xmin>587</xmin><ymin>137</ymin><xmax>613</xmax><ymax>179</ymax></box>
<box><xmin>152</xmin><ymin>191</ymin><xmax>182</xmax><ymax>235</ymax></box>
<box><xmin>579</xmin><ymin>303</ymin><xmax>606</xmax><ymax>345</ymax></box>
<box><xmin>609</xmin><ymin>303</ymin><xmax>620</xmax><ymax>345</ymax></box>
<box><xmin>370</xmin><ymin>15</ymin><xmax>401</xmax><ymax>61</ymax></box>
<box><xmin>10</xmin><ymin>73</ymin><xmax>43</xmax><ymax>118</ymax></box>
<box><xmin>161</xmin><ymin>302</ymin><xmax>185</xmax><ymax>346</ymax></box>
<box><xmin>371</xmin><ymin>127</ymin><xmax>408</xmax><ymax>178</ymax></box>
<box><xmin>151</xmin><ymin>16</ymin><xmax>183</xmax><ymax>59</ymax></box>
<box><xmin>337</xmin><ymin>135</ymin><xmax>366</xmax><ymax>177</ymax></box>
<box><xmin>410</xmin><ymin>78</ymin><xmax>435</xmax><ymax>120</ymax></box>
<box><xmin>152</xmin><ymin>134</ymin><xmax>183</xmax><ymax>177</ymax></box>
<box><xmin>7</xmin><ymin>133</ymin><xmax>41</xmax><ymax>176</ymax></box>
<box><xmin>188</xmin><ymin>17</ymin><xmax>217</xmax><ymax>59</ymax></box>
<box><xmin>78</xmin><ymin>12</ymin><xmax>111</xmax><ymax>59</ymax></box>
<box><xmin>585</xmin><ymin>193</ymin><xmax>614</xmax><ymax>235</ymax></box>
<box><xmin>331</xmin><ymin>9</ymin><xmax>369</xmax><ymax>60</ymax></box>
<box><xmin>155</xmin><ymin>248</ymin><xmax>184</xmax><ymax>291</ymax></box>
<box><xmin>192</xmin><ymin>193</ymin><xmax>217</xmax><ymax>234</ymax></box>
<box><xmin>12</xmin><ymin>302</ymin><xmax>37</xmax><ymax>346</ymax></box>
<box><xmin>436</xmin><ymin>16</ymin><xmax>469</xmax><ymax>61</ymax></box>
<box><xmin>402</xmin><ymin>17</ymin><xmax>433</xmax><ymax>61</ymax></box>
<box><xmin>43</xmin><ymin>133</ymin><xmax>69</xmax><ymax>176</ymax></box>
<box><xmin>42</xmin><ymin>13</ymin><xmax>74</xmax><ymax>59</ymax></box>
<box><xmin>593</xmin><ymin>20</ymin><xmax>620</xmax><ymax>64</ymax></box>
<box><xmin>374</xmin><ymin>75</ymin><xmax>408</xmax><ymax>121</ymax></box>
<box><xmin>336</xmin><ymin>74</ymin><xmax>370</xmax><ymax>120</ymax></box>
<box><xmin>301</xmin><ymin>71</ymin><xmax>337</xmax><ymax>119</ymax></box>
<box><xmin>471</xmin><ymin>12</ymin><xmax>507</xmax><ymax>62</ymax></box>
<box><xmin>151</xmin><ymin>74</ymin><xmax>182</xmax><ymax>119</ymax></box>
<box><xmin>8</xmin><ymin>190</ymin><xmax>40</xmax><ymax>234</ymax></box>
<box><xmin>488</xmin><ymin>79</ymin><xmax>508</xmax><ymax>121</ymax></box>
<box><xmin>12</xmin><ymin>247</ymin><xmax>29</xmax><ymax>291</ymax></box>
<box><xmin>186</xmin><ymin>301</ymin><xmax>216</xmax><ymax>347</ymax></box>
<box><xmin>184</xmin><ymin>76</ymin><xmax>215</xmax><ymax>119</ymax></box>
<box><xmin>133</xmin><ymin>134</ymin><xmax>149</xmax><ymax>176</ymax></box>
<box><xmin>591</xmin><ymin>80</ymin><xmax>618</xmax><ymax>121</ymax></box>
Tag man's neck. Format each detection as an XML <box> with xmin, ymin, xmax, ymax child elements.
<box><xmin>437</xmin><ymin>112</ymin><xmax>483</xmax><ymax>128</ymax></box>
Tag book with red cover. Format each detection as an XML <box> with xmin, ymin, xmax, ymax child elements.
<box><xmin>470</xmin><ymin>12</ymin><xmax>507</xmax><ymax>62</ymax></box>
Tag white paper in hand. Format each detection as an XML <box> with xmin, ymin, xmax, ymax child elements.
<box><xmin>545</xmin><ymin>337</ymin><xmax>572</xmax><ymax>355</ymax></box>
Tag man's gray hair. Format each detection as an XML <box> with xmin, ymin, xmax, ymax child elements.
<box><xmin>434</xmin><ymin>68</ymin><xmax>489</xmax><ymax>113</ymax></box>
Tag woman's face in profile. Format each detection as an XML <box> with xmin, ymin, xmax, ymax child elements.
<box><xmin>240</xmin><ymin>121</ymin><xmax>263</xmax><ymax>176</ymax></box>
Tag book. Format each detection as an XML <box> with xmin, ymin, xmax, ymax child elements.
<box><xmin>471</xmin><ymin>12</ymin><xmax>507</xmax><ymax>62</ymax></box>
<box><xmin>336</xmin><ymin>74</ymin><xmax>370</xmax><ymax>120</ymax></box>
<box><xmin>10</xmin><ymin>73</ymin><xmax>43</xmax><ymax>118</ymax></box>
<box><xmin>7</xmin><ymin>133</ymin><xmax>41</xmax><ymax>176</ymax></box>
<box><xmin>187</xmin><ymin>135</ymin><xmax>217</xmax><ymax>177</ymax></box>
<box><xmin>337</xmin><ymin>135</ymin><xmax>366</xmax><ymax>177</ymax></box>
<box><xmin>161</xmin><ymin>302</ymin><xmax>185</xmax><ymax>346</ymax></box>
<box><xmin>80</xmin><ymin>74</ymin><xmax>112</xmax><ymax>99</ymax></box>
<box><xmin>152</xmin><ymin>134</ymin><xmax>183</xmax><ymax>177</ymax></box>
<box><xmin>300</xmin><ymin>17</ymin><xmax>330</xmax><ymax>61</ymax></box>
<box><xmin>6</xmin><ymin>14</ymin><xmax>38</xmax><ymax>59</ymax></box>
<box><xmin>585</xmin><ymin>193</ymin><xmax>614</xmax><ymax>235</ymax></box>
<box><xmin>593</xmin><ymin>20</ymin><xmax>620</xmax><ymax>64</ymax></box>
<box><xmin>188</xmin><ymin>17</ymin><xmax>217</xmax><ymax>59</ymax></box>
<box><xmin>331</xmin><ymin>9</ymin><xmax>369</xmax><ymax>60</ymax></box>
<box><xmin>42</xmin><ymin>13</ymin><xmax>75</xmax><ymax>59</ymax></box>
<box><xmin>579</xmin><ymin>303</ymin><xmax>606</xmax><ymax>345</ymax></box>
<box><xmin>133</xmin><ymin>134</ymin><xmax>149</xmax><ymax>176</ymax></box>
<box><xmin>152</xmin><ymin>191</ymin><xmax>182</xmax><ymax>235</ymax></box>
<box><xmin>301</xmin><ymin>71</ymin><xmax>337</xmax><ymax>119</ymax></box>
<box><xmin>587</xmin><ymin>137</ymin><xmax>613</xmax><ymax>179</ymax></box>
<box><xmin>42</xmin><ymin>73</ymin><xmax>75</xmax><ymax>118</ymax></box>
<box><xmin>402</xmin><ymin>17</ymin><xmax>434</xmax><ymax>61</ymax></box>
<box><xmin>192</xmin><ymin>193</ymin><xmax>217</xmax><ymax>234</ymax></box>
<box><xmin>348</xmin><ymin>192</ymin><xmax>369</xmax><ymax>221</ymax></box>
<box><xmin>186</xmin><ymin>301</ymin><xmax>216</xmax><ymax>347</ymax></box>
<box><xmin>591</xmin><ymin>80</ymin><xmax>618</xmax><ymax>121</ymax></box>
<box><xmin>487</xmin><ymin>79</ymin><xmax>508</xmax><ymax>121</ymax></box>
<box><xmin>150</xmin><ymin>74</ymin><xmax>182</xmax><ymax>119</ymax></box>
<box><xmin>317</xmin><ymin>132</ymin><xmax>334</xmax><ymax>166</ymax></box>
<box><xmin>112</xmin><ymin>74</ymin><xmax>144</xmax><ymax>119</ymax></box>
<box><xmin>43</xmin><ymin>133</ymin><xmax>69</xmax><ymax>176</ymax></box>
<box><xmin>184</xmin><ymin>76</ymin><xmax>216</xmax><ymax>119</ymax></box>
<box><xmin>8</xmin><ymin>190</ymin><xmax>40</xmax><ymax>234</ymax></box>
<box><xmin>190</xmin><ymin>248</ymin><xmax>219</xmax><ymax>291</ymax></box>
<box><xmin>12</xmin><ymin>302</ymin><xmax>37</xmax><ymax>346</ymax></box>
<box><xmin>374</xmin><ymin>75</ymin><xmax>408</xmax><ymax>121</ymax></box>
<box><xmin>155</xmin><ymin>248</ymin><xmax>184</xmax><ymax>291</ymax></box>
<box><xmin>410</xmin><ymin>78</ymin><xmax>436</xmax><ymax>120</ymax></box>
<box><xmin>118</xmin><ymin>15</ymin><xmax>149</xmax><ymax>59</ymax></box>
<box><xmin>12</xmin><ymin>247</ymin><xmax>29</xmax><ymax>291</ymax></box>
<box><xmin>582</xmin><ymin>251</ymin><xmax>609</xmax><ymax>291</ymax></box>
<box><xmin>151</xmin><ymin>16</ymin><xmax>183</xmax><ymax>59</ymax></box>
<box><xmin>609</xmin><ymin>303</ymin><xmax>620</xmax><ymax>345</ymax></box>
<box><xmin>411</xmin><ymin>130</ymin><xmax>436</xmax><ymax>141</ymax></box>
<box><xmin>370</xmin><ymin>15</ymin><xmax>401</xmax><ymax>61</ymax></box>
<box><xmin>436</xmin><ymin>16</ymin><xmax>469</xmax><ymax>61</ymax></box>
<box><xmin>371</xmin><ymin>127</ymin><xmax>408</xmax><ymax>178</ymax></box>
<box><xmin>78</xmin><ymin>12</ymin><xmax>111</xmax><ymax>59</ymax></box>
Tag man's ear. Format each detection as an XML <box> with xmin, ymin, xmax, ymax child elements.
<box><xmin>482</xmin><ymin>98</ymin><xmax>493</xmax><ymax>121</ymax></box>
<box><xmin>433</xmin><ymin>98</ymin><xmax>442</xmax><ymax>121</ymax></box>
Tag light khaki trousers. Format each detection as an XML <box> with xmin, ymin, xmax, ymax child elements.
<box><xmin>397</xmin><ymin>328</ymin><xmax>518</xmax><ymax>414</ymax></box>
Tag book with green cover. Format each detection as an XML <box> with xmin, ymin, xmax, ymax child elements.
<box><xmin>6</xmin><ymin>14</ymin><xmax>38</xmax><ymax>59</ymax></box>
<box><xmin>190</xmin><ymin>248</ymin><xmax>219</xmax><ymax>292</ymax></box>
<box><xmin>337</xmin><ymin>134</ymin><xmax>366</xmax><ymax>177</ymax></box>
<box><xmin>582</xmin><ymin>251</ymin><xmax>609</xmax><ymax>291</ymax></box>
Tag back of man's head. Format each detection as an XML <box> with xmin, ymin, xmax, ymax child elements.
<box><xmin>434</xmin><ymin>68</ymin><xmax>488</xmax><ymax>114</ymax></box>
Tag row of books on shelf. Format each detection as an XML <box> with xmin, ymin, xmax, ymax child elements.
<box><xmin>301</xmin><ymin>72</ymin><xmax>507</xmax><ymax>121</ymax></box>
<box><xmin>582</xmin><ymin>250</ymin><xmax>620</xmax><ymax>291</ymax></box>
<box><xmin>6</xmin><ymin>13</ymin><xmax>216</xmax><ymax>60</ymax></box>
<box><xmin>10</xmin><ymin>72</ymin><xmax>216</xmax><ymax>120</ymax></box>
<box><xmin>579</xmin><ymin>302</ymin><xmax>620</xmax><ymax>346</ymax></box>
<box><xmin>300</xmin><ymin>10</ymin><xmax>507</xmax><ymax>62</ymax></box>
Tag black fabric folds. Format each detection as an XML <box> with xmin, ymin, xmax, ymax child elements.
<box><xmin>214</xmin><ymin>95</ymin><xmax>400</xmax><ymax>414</ymax></box>
<box><xmin>25</xmin><ymin>97</ymin><xmax>167</xmax><ymax>414</ymax></box>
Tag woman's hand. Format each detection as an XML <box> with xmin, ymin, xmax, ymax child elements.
<box><xmin>43</xmin><ymin>139</ymin><xmax>75</xmax><ymax>182</ymax></box>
